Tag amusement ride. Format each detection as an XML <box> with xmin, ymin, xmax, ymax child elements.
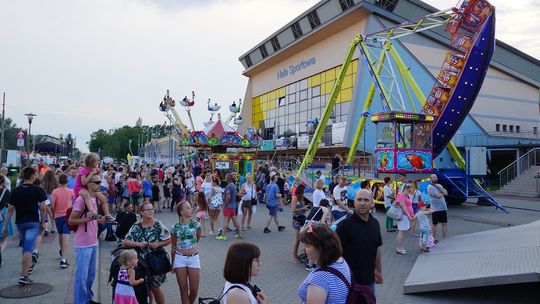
<box><xmin>157</xmin><ymin>0</ymin><xmax>503</xmax><ymax>211</ymax></box>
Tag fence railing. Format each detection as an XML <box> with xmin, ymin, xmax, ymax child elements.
<box><xmin>498</xmin><ymin>148</ymin><xmax>540</xmax><ymax>188</ymax></box>
<box><xmin>453</xmin><ymin>131</ymin><xmax>540</xmax><ymax>147</ymax></box>
<box><xmin>535</xmin><ymin>169</ymin><xmax>540</xmax><ymax>197</ymax></box>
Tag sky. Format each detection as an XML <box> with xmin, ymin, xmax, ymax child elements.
<box><xmin>0</xmin><ymin>0</ymin><xmax>538</xmax><ymax>153</ymax></box>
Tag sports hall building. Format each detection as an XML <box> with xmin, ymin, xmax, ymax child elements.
<box><xmin>237</xmin><ymin>0</ymin><xmax>540</xmax><ymax>173</ymax></box>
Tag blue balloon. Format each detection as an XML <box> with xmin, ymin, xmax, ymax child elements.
<box><xmin>331</xmin><ymin>224</ymin><xmax>337</xmax><ymax>231</ymax></box>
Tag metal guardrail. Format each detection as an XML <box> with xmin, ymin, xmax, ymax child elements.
<box><xmin>535</xmin><ymin>169</ymin><xmax>540</xmax><ymax>197</ymax></box>
<box><xmin>498</xmin><ymin>148</ymin><xmax>540</xmax><ymax>189</ymax></box>
<box><xmin>453</xmin><ymin>131</ymin><xmax>540</xmax><ymax>147</ymax></box>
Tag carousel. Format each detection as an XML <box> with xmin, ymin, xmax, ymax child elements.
<box><xmin>174</xmin><ymin>97</ymin><xmax>261</xmax><ymax>179</ymax></box>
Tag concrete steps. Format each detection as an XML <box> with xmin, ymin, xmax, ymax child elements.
<box><xmin>497</xmin><ymin>166</ymin><xmax>540</xmax><ymax>197</ymax></box>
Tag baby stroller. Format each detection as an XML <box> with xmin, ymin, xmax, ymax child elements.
<box><xmin>109</xmin><ymin>247</ymin><xmax>152</xmax><ymax>304</ymax></box>
<box><xmin>298</xmin><ymin>207</ymin><xmax>325</xmax><ymax>269</ymax></box>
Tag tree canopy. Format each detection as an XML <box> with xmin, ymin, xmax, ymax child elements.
<box><xmin>87</xmin><ymin>124</ymin><xmax>171</xmax><ymax>160</ymax></box>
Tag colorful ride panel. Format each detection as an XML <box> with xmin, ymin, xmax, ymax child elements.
<box><xmin>422</xmin><ymin>0</ymin><xmax>495</xmax><ymax>156</ymax></box>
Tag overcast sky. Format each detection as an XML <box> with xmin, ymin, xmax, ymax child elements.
<box><xmin>1</xmin><ymin>0</ymin><xmax>538</xmax><ymax>153</ymax></box>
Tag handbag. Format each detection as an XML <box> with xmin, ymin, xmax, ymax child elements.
<box><xmin>293</xmin><ymin>214</ymin><xmax>307</xmax><ymax>226</ymax></box>
<box><xmin>386</xmin><ymin>201</ymin><xmax>403</xmax><ymax>220</ymax></box>
<box><xmin>250</xmin><ymin>185</ymin><xmax>258</xmax><ymax>206</ymax></box>
<box><xmin>145</xmin><ymin>247</ymin><xmax>171</xmax><ymax>275</ymax></box>
<box><xmin>141</xmin><ymin>222</ymin><xmax>171</xmax><ymax>275</ymax></box>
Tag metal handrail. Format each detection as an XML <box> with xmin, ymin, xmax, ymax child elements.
<box><xmin>498</xmin><ymin>148</ymin><xmax>540</xmax><ymax>188</ymax></box>
<box><xmin>498</xmin><ymin>148</ymin><xmax>539</xmax><ymax>174</ymax></box>
<box><xmin>535</xmin><ymin>169</ymin><xmax>540</xmax><ymax>197</ymax></box>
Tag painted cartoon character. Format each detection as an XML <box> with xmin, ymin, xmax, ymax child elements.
<box><xmin>380</xmin><ymin>154</ymin><xmax>389</xmax><ymax>169</ymax></box>
<box><xmin>438</xmin><ymin>70</ymin><xmax>458</xmax><ymax>87</ymax></box>
<box><xmin>445</xmin><ymin>52</ymin><xmax>465</xmax><ymax>69</ymax></box>
<box><xmin>406</xmin><ymin>154</ymin><xmax>426</xmax><ymax>170</ymax></box>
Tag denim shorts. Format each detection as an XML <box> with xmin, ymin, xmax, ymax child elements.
<box><xmin>173</xmin><ymin>252</ymin><xmax>200</xmax><ymax>269</ymax></box>
<box><xmin>55</xmin><ymin>216</ymin><xmax>70</xmax><ymax>235</ymax></box>
<box><xmin>17</xmin><ymin>222</ymin><xmax>40</xmax><ymax>253</ymax></box>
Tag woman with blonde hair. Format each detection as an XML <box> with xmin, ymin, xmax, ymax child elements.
<box><xmin>239</xmin><ymin>173</ymin><xmax>256</xmax><ymax>231</ymax></box>
<box><xmin>312</xmin><ymin>179</ymin><xmax>326</xmax><ymax>208</ymax></box>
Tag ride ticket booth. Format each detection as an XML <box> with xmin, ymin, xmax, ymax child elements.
<box><xmin>372</xmin><ymin>111</ymin><xmax>435</xmax><ymax>181</ymax></box>
<box><xmin>211</xmin><ymin>153</ymin><xmax>255</xmax><ymax>180</ymax></box>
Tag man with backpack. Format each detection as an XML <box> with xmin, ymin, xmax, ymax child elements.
<box><xmin>68</xmin><ymin>174</ymin><xmax>106</xmax><ymax>304</ymax></box>
<box><xmin>2</xmin><ymin>166</ymin><xmax>47</xmax><ymax>285</ymax></box>
<box><xmin>336</xmin><ymin>189</ymin><xmax>382</xmax><ymax>299</ymax></box>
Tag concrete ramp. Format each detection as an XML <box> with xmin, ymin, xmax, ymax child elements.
<box><xmin>404</xmin><ymin>220</ymin><xmax>540</xmax><ymax>294</ymax></box>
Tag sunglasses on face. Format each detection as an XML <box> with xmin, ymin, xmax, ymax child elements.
<box><xmin>91</xmin><ymin>180</ymin><xmax>102</xmax><ymax>185</ymax></box>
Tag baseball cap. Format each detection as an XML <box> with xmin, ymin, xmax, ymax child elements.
<box><xmin>418</xmin><ymin>201</ymin><xmax>426</xmax><ymax>208</ymax></box>
<box><xmin>269</xmin><ymin>172</ymin><xmax>277</xmax><ymax>179</ymax></box>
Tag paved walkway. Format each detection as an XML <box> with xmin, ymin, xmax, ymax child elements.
<box><xmin>1</xmin><ymin>196</ymin><xmax>540</xmax><ymax>303</ymax></box>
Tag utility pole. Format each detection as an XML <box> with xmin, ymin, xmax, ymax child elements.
<box><xmin>0</xmin><ymin>92</ymin><xmax>5</xmax><ymax>166</ymax></box>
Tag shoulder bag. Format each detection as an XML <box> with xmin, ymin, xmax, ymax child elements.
<box><xmin>142</xmin><ymin>221</ymin><xmax>171</xmax><ymax>275</ymax></box>
<box><xmin>386</xmin><ymin>201</ymin><xmax>403</xmax><ymax>220</ymax></box>
<box><xmin>250</xmin><ymin>184</ymin><xmax>258</xmax><ymax>206</ymax></box>
<box><xmin>316</xmin><ymin>266</ymin><xmax>375</xmax><ymax>304</ymax></box>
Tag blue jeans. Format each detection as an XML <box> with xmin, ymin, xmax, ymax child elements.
<box><xmin>16</xmin><ymin>222</ymin><xmax>40</xmax><ymax>253</ymax></box>
<box><xmin>74</xmin><ymin>245</ymin><xmax>97</xmax><ymax>304</ymax></box>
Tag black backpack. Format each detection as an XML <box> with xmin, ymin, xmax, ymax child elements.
<box><xmin>199</xmin><ymin>283</ymin><xmax>260</xmax><ymax>304</ymax></box>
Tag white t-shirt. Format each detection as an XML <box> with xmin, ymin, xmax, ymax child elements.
<box><xmin>332</xmin><ymin>185</ymin><xmax>348</xmax><ymax>212</ymax></box>
<box><xmin>409</xmin><ymin>189</ymin><xmax>421</xmax><ymax>205</ymax></box>
<box><xmin>383</xmin><ymin>184</ymin><xmax>394</xmax><ymax>208</ymax></box>
<box><xmin>4</xmin><ymin>176</ymin><xmax>11</xmax><ymax>191</ymax></box>
<box><xmin>202</xmin><ymin>181</ymin><xmax>213</xmax><ymax>200</ymax></box>
<box><xmin>313</xmin><ymin>189</ymin><xmax>326</xmax><ymax>207</ymax></box>
<box><xmin>222</xmin><ymin>282</ymin><xmax>258</xmax><ymax>304</ymax></box>
<box><xmin>100</xmin><ymin>172</ymin><xmax>109</xmax><ymax>188</ymax></box>
<box><xmin>415</xmin><ymin>210</ymin><xmax>431</xmax><ymax>230</ymax></box>
<box><xmin>114</xmin><ymin>172</ymin><xmax>122</xmax><ymax>184</ymax></box>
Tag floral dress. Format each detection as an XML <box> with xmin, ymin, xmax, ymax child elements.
<box><xmin>125</xmin><ymin>220</ymin><xmax>171</xmax><ymax>287</ymax></box>
<box><xmin>209</xmin><ymin>186</ymin><xmax>224</xmax><ymax>210</ymax></box>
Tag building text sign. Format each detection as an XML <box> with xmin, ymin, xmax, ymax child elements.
<box><xmin>277</xmin><ymin>57</ymin><xmax>316</xmax><ymax>80</ymax></box>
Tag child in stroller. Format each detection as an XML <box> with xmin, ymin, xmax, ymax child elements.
<box><xmin>297</xmin><ymin>199</ymin><xmax>332</xmax><ymax>270</ymax></box>
<box><xmin>109</xmin><ymin>247</ymin><xmax>152</xmax><ymax>304</ymax></box>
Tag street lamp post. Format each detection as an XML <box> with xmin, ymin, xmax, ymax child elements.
<box><xmin>24</xmin><ymin>113</ymin><xmax>37</xmax><ymax>152</ymax></box>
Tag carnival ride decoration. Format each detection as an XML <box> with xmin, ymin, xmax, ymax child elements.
<box><xmin>372</xmin><ymin>111</ymin><xmax>434</xmax><ymax>173</ymax></box>
<box><xmin>158</xmin><ymin>90</ymin><xmax>190</xmax><ymax>136</ymax></box>
<box><xmin>180</xmin><ymin>91</ymin><xmax>197</xmax><ymax>131</ymax></box>
<box><xmin>233</xmin><ymin>116</ymin><xmax>244</xmax><ymax>125</ymax></box>
<box><xmin>207</xmin><ymin>99</ymin><xmax>221</xmax><ymax>111</ymax></box>
<box><xmin>226</xmin><ymin>99</ymin><xmax>243</xmax><ymax>130</ymax></box>
<box><xmin>178</xmin><ymin>119</ymin><xmax>260</xmax><ymax>149</ymax></box>
<box><xmin>295</xmin><ymin>0</ymin><xmax>503</xmax><ymax>210</ymax></box>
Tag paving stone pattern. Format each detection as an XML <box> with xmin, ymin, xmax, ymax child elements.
<box><xmin>1</xmin><ymin>196</ymin><xmax>539</xmax><ymax>303</ymax></box>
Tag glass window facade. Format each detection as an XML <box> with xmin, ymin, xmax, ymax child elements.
<box><xmin>252</xmin><ymin>60</ymin><xmax>358</xmax><ymax>140</ymax></box>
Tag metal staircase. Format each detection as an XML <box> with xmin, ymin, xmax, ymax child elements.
<box><xmin>436</xmin><ymin>169</ymin><xmax>507</xmax><ymax>213</ymax></box>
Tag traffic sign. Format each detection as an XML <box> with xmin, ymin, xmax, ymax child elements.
<box><xmin>17</xmin><ymin>138</ymin><xmax>24</xmax><ymax>147</ymax></box>
<box><xmin>17</xmin><ymin>130</ymin><xmax>25</xmax><ymax>139</ymax></box>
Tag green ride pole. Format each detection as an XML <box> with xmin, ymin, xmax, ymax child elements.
<box><xmin>345</xmin><ymin>42</ymin><xmax>389</xmax><ymax>165</ymax></box>
<box><xmin>295</xmin><ymin>35</ymin><xmax>361</xmax><ymax>180</ymax></box>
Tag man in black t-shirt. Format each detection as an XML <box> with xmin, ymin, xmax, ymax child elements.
<box><xmin>331</xmin><ymin>154</ymin><xmax>342</xmax><ymax>177</ymax></box>
<box><xmin>336</xmin><ymin>189</ymin><xmax>383</xmax><ymax>295</ymax></box>
<box><xmin>115</xmin><ymin>202</ymin><xmax>137</xmax><ymax>242</ymax></box>
<box><xmin>2</xmin><ymin>167</ymin><xmax>47</xmax><ymax>285</ymax></box>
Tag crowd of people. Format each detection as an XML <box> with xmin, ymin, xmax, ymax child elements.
<box><xmin>0</xmin><ymin>152</ymin><xmax>449</xmax><ymax>304</ymax></box>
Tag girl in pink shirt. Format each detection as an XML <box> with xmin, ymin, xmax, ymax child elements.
<box><xmin>73</xmin><ymin>153</ymin><xmax>112</xmax><ymax>221</ymax></box>
<box><xmin>395</xmin><ymin>184</ymin><xmax>414</xmax><ymax>255</ymax></box>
